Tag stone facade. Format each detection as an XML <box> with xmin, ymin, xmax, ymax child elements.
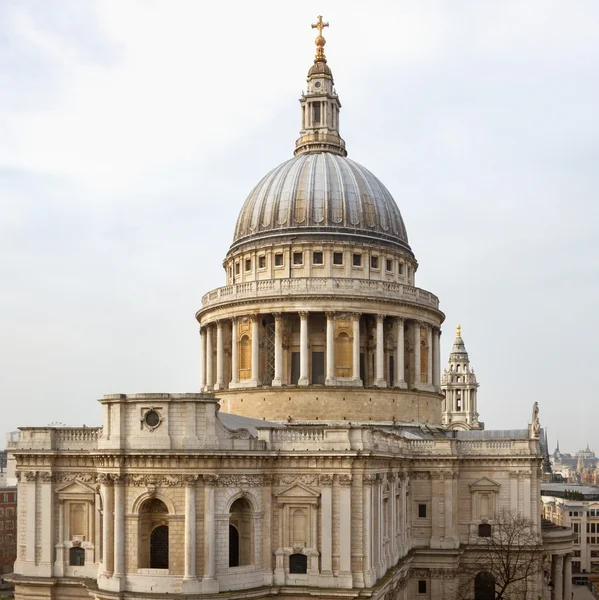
<box><xmin>7</xmin><ymin>16</ymin><xmax>573</xmax><ymax>600</ymax></box>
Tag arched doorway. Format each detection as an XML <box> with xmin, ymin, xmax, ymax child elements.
<box><xmin>150</xmin><ymin>525</ymin><xmax>169</xmax><ymax>569</ymax></box>
<box><xmin>475</xmin><ymin>571</ymin><xmax>496</xmax><ymax>600</ymax></box>
<box><xmin>138</xmin><ymin>498</ymin><xmax>169</xmax><ymax>569</ymax></box>
<box><xmin>229</xmin><ymin>498</ymin><xmax>253</xmax><ymax>567</ymax></box>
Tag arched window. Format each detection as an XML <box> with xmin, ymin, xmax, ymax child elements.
<box><xmin>229</xmin><ymin>498</ymin><xmax>253</xmax><ymax>567</ymax></box>
<box><xmin>420</xmin><ymin>339</ymin><xmax>428</xmax><ymax>383</ymax></box>
<box><xmin>150</xmin><ymin>525</ymin><xmax>169</xmax><ymax>569</ymax></box>
<box><xmin>69</xmin><ymin>546</ymin><xmax>85</xmax><ymax>566</ymax></box>
<box><xmin>475</xmin><ymin>571</ymin><xmax>496</xmax><ymax>600</ymax></box>
<box><xmin>289</xmin><ymin>553</ymin><xmax>307</xmax><ymax>574</ymax></box>
<box><xmin>138</xmin><ymin>498</ymin><xmax>169</xmax><ymax>569</ymax></box>
<box><xmin>479</xmin><ymin>523</ymin><xmax>492</xmax><ymax>538</ymax></box>
<box><xmin>239</xmin><ymin>335</ymin><xmax>251</xmax><ymax>380</ymax></box>
<box><xmin>335</xmin><ymin>332</ymin><xmax>352</xmax><ymax>377</ymax></box>
<box><xmin>292</xmin><ymin>508</ymin><xmax>307</xmax><ymax>546</ymax></box>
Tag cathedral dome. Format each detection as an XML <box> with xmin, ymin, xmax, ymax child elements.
<box><xmin>230</xmin><ymin>152</ymin><xmax>412</xmax><ymax>254</ymax></box>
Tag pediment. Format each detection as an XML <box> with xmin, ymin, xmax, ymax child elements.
<box><xmin>275</xmin><ymin>482</ymin><xmax>320</xmax><ymax>504</ymax></box>
<box><xmin>469</xmin><ymin>477</ymin><xmax>500</xmax><ymax>491</ymax></box>
<box><xmin>55</xmin><ymin>479</ymin><xmax>96</xmax><ymax>496</ymax></box>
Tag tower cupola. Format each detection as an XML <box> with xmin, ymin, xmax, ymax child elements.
<box><xmin>441</xmin><ymin>325</ymin><xmax>481</xmax><ymax>430</ymax></box>
<box><xmin>294</xmin><ymin>16</ymin><xmax>347</xmax><ymax>157</ymax></box>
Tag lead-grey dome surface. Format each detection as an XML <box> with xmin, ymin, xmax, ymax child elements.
<box><xmin>230</xmin><ymin>152</ymin><xmax>412</xmax><ymax>254</ymax></box>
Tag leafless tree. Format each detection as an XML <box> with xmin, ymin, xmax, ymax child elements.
<box><xmin>455</xmin><ymin>509</ymin><xmax>544</xmax><ymax>600</ymax></box>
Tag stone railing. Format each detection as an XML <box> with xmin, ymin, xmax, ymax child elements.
<box><xmin>11</xmin><ymin>427</ymin><xmax>101</xmax><ymax>451</ymax></box>
<box><xmin>201</xmin><ymin>277</ymin><xmax>440</xmax><ymax>310</ymax></box>
<box><xmin>258</xmin><ymin>426</ymin><xmax>536</xmax><ymax>456</ymax></box>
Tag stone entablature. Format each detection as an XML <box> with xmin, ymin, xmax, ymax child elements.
<box><xmin>201</xmin><ymin>277</ymin><xmax>438</xmax><ymax>310</ymax></box>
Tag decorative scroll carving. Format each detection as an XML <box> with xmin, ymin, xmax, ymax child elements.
<box><xmin>215</xmin><ymin>474</ymin><xmax>270</xmax><ymax>487</ymax></box>
<box><xmin>51</xmin><ymin>472</ymin><xmax>97</xmax><ymax>484</ymax></box>
<box><xmin>96</xmin><ymin>473</ymin><xmax>112</xmax><ymax>486</ymax></box>
<box><xmin>39</xmin><ymin>471</ymin><xmax>52</xmax><ymax>483</ymax></box>
<box><xmin>338</xmin><ymin>474</ymin><xmax>352</xmax><ymax>487</ymax></box>
<box><xmin>183</xmin><ymin>475</ymin><xmax>198</xmax><ymax>487</ymax></box>
<box><xmin>319</xmin><ymin>474</ymin><xmax>334</xmax><ymax>486</ymax></box>
<box><xmin>203</xmin><ymin>474</ymin><xmax>219</xmax><ymax>487</ymax></box>
<box><xmin>412</xmin><ymin>472</ymin><xmax>431</xmax><ymax>480</ymax></box>
<box><xmin>24</xmin><ymin>471</ymin><xmax>37</xmax><ymax>482</ymax></box>
<box><xmin>229</xmin><ymin>429</ymin><xmax>252</xmax><ymax>440</ymax></box>
<box><xmin>363</xmin><ymin>474</ymin><xmax>378</xmax><ymax>486</ymax></box>
<box><xmin>111</xmin><ymin>474</ymin><xmax>125</xmax><ymax>485</ymax></box>
<box><xmin>272</xmin><ymin>474</ymin><xmax>319</xmax><ymax>486</ymax></box>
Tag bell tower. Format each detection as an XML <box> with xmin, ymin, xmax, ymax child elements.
<box><xmin>294</xmin><ymin>16</ymin><xmax>347</xmax><ymax>157</ymax></box>
<box><xmin>441</xmin><ymin>325</ymin><xmax>482</xmax><ymax>430</ymax></box>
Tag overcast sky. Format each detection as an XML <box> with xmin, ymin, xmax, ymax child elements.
<box><xmin>1</xmin><ymin>1</ymin><xmax>598</xmax><ymax>453</ymax></box>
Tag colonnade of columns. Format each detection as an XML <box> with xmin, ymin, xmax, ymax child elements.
<box><xmin>199</xmin><ymin>312</ymin><xmax>441</xmax><ymax>392</ymax></box>
<box><xmin>550</xmin><ymin>553</ymin><xmax>572</xmax><ymax>600</ymax></box>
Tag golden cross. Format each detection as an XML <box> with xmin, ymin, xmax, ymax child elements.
<box><xmin>456</xmin><ymin>324</ymin><xmax>462</xmax><ymax>337</ymax></box>
<box><xmin>311</xmin><ymin>15</ymin><xmax>329</xmax><ymax>36</ymax></box>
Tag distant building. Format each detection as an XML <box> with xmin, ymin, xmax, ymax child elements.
<box><xmin>542</xmin><ymin>483</ymin><xmax>599</xmax><ymax>575</ymax></box>
<box><xmin>0</xmin><ymin>486</ymin><xmax>17</xmax><ymax>575</ymax></box>
<box><xmin>551</xmin><ymin>442</ymin><xmax>598</xmax><ymax>483</ymax></box>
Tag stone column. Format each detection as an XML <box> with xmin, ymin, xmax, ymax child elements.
<box><xmin>363</xmin><ymin>475</ymin><xmax>375</xmax><ymax>587</ymax></box>
<box><xmin>113</xmin><ymin>475</ymin><xmax>125</xmax><ymax>580</ymax></box>
<box><xmin>413</xmin><ymin>321</ymin><xmax>421</xmax><ymax>388</ymax></box>
<box><xmin>443</xmin><ymin>472</ymin><xmax>458</xmax><ymax>548</ymax></box>
<box><xmin>551</xmin><ymin>553</ymin><xmax>563</xmax><ymax>600</ymax></box>
<box><xmin>54</xmin><ymin>498</ymin><xmax>65</xmax><ymax>576</ymax></box>
<box><xmin>395</xmin><ymin>318</ymin><xmax>407</xmax><ymax>388</ymax></box>
<box><xmin>251</xmin><ymin>314</ymin><xmax>259</xmax><ymax>385</ymax></box>
<box><xmin>427</xmin><ymin>326</ymin><xmax>433</xmax><ymax>387</ymax></box>
<box><xmin>563</xmin><ymin>553</ymin><xmax>572</xmax><ymax>600</ymax></box>
<box><xmin>183</xmin><ymin>476</ymin><xmax>199</xmax><ymax>591</ymax></box>
<box><xmin>272</xmin><ymin>313</ymin><xmax>283</xmax><ymax>386</ymax></box>
<box><xmin>352</xmin><ymin>314</ymin><xmax>362</xmax><ymax>385</ymax></box>
<box><xmin>432</xmin><ymin>327</ymin><xmax>441</xmax><ymax>389</ymax></box>
<box><xmin>325</xmin><ymin>312</ymin><xmax>336</xmax><ymax>385</ymax></box>
<box><xmin>205</xmin><ymin>324</ymin><xmax>214</xmax><ymax>391</ymax></box>
<box><xmin>24</xmin><ymin>472</ymin><xmax>36</xmax><ymax>565</ymax></box>
<box><xmin>199</xmin><ymin>327</ymin><xmax>206</xmax><ymax>391</ymax></box>
<box><xmin>230</xmin><ymin>318</ymin><xmax>239</xmax><ymax>386</ymax></box>
<box><xmin>214</xmin><ymin>321</ymin><xmax>224</xmax><ymax>390</ymax></box>
<box><xmin>298</xmin><ymin>312</ymin><xmax>310</xmax><ymax>386</ymax></box>
<box><xmin>40</xmin><ymin>472</ymin><xmax>54</xmax><ymax>575</ymax></box>
<box><xmin>339</xmin><ymin>475</ymin><xmax>352</xmax><ymax>588</ymax></box>
<box><xmin>100</xmin><ymin>475</ymin><xmax>114</xmax><ymax>576</ymax></box>
<box><xmin>320</xmin><ymin>475</ymin><xmax>333</xmax><ymax>578</ymax></box>
<box><xmin>374</xmin><ymin>314</ymin><xmax>387</xmax><ymax>388</ymax></box>
<box><xmin>202</xmin><ymin>475</ymin><xmax>218</xmax><ymax>593</ymax></box>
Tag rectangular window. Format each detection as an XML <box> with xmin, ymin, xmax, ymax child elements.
<box><xmin>313</xmin><ymin>251</ymin><xmax>323</xmax><ymax>265</ymax></box>
<box><xmin>274</xmin><ymin>253</ymin><xmax>283</xmax><ymax>267</ymax></box>
<box><xmin>399</xmin><ymin>262</ymin><xmax>404</xmax><ymax>275</ymax></box>
<box><xmin>333</xmin><ymin>252</ymin><xmax>343</xmax><ymax>265</ymax></box>
<box><xmin>5</xmin><ymin>508</ymin><xmax>13</xmax><ymax>517</ymax></box>
<box><xmin>353</xmin><ymin>253</ymin><xmax>362</xmax><ymax>267</ymax></box>
<box><xmin>386</xmin><ymin>258</ymin><xmax>392</xmax><ymax>272</ymax></box>
<box><xmin>6</xmin><ymin>521</ymin><xmax>13</xmax><ymax>530</ymax></box>
<box><xmin>370</xmin><ymin>255</ymin><xmax>379</xmax><ymax>269</ymax></box>
<box><xmin>293</xmin><ymin>252</ymin><xmax>303</xmax><ymax>265</ymax></box>
<box><xmin>418</xmin><ymin>580</ymin><xmax>427</xmax><ymax>594</ymax></box>
<box><xmin>258</xmin><ymin>255</ymin><xmax>266</xmax><ymax>269</ymax></box>
<box><xmin>245</xmin><ymin>258</ymin><xmax>252</xmax><ymax>272</ymax></box>
<box><xmin>313</xmin><ymin>102</ymin><xmax>321</xmax><ymax>124</ymax></box>
<box><xmin>418</xmin><ymin>504</ymin><xmax>427</xmax><ymax>518</ymax></box>
<box><xmin>235</xmin><ymin>262</ymin><xmax>240</xmax><ymax>275</ymax></box>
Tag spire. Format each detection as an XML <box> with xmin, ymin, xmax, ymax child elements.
<box><xmin>294</xmin><ymin>16</ymin><xmax>347</xmax><ymax>157</ymax></box>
